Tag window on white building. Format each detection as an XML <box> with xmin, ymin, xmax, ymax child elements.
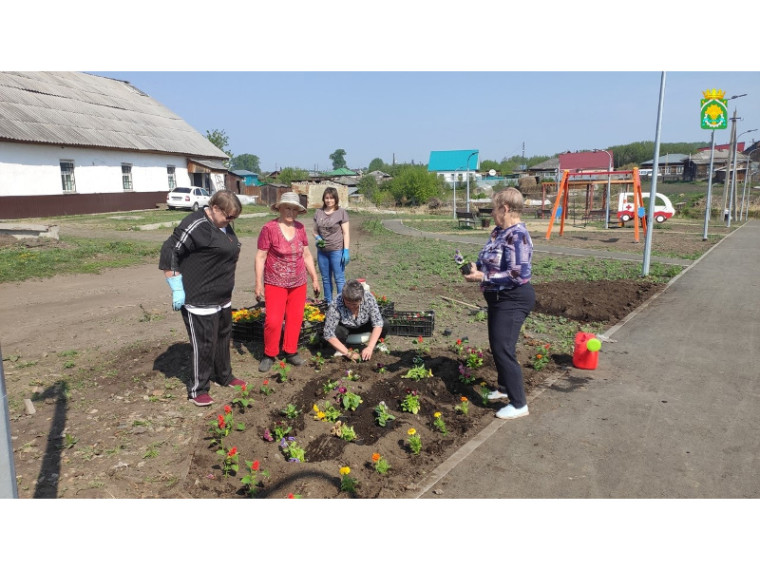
<box><xmin>122</xmin><ymin>164</ymin><xmax>133</xmax><ymax>190</ymax></box>
<box><xmin>60</xmin><ymin>160</ymin><xmax>76</xmax><ymax>193</ymax></box>
<box><xmin>167</xmin><ymin>166</ymin><xmax>176</xmax><ymax>190</ymax></box>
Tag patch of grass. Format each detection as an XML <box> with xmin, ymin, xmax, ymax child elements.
<box><xmin>144</xmin><ymin>442</ymin><xmax>163</xmax><ymax>459</ymax></box>
<box><xmin>533</xmin><ymin>256</ymin><xmax>680</xmax><ymax>283</ymax></box>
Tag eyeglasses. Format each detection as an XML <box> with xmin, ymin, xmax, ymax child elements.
<box><xmin>215</xmin><ymin>206</ymin><xmax>237</xmax><ymax>221</ymax></box>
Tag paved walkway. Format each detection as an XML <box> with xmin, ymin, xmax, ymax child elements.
<box><xmin>390</xmin><ymin>219</ymin><xmax>759</xmax><ymax>498</ymax></box>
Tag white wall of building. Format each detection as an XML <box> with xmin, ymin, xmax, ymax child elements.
<box><xmin>0</xmin><ymin>142</ymin><xmax>191</xmax><ymax>197</ymax></box>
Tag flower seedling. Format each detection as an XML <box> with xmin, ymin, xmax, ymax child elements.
<box><xmin>240</xmin><ymin>459</ymin><xmax>270</xmax><ymax>497</ymax></box>
<box><xmin>458</xmin><ymin>363</ymin><xmax>474</xmax><ymax>385</ymax></box>
<box><xmin>341</xmin><ymin>389</ymin><xmax>363</xmax><ymax>412</ymax></box>
<box><xmin>339</xmin><ymin>466</ymin><xmax>359</xmax><ymax>495</ymax></box>
<box><xmin>372</xmin><ymin>453</ymin><xmax>391</xmax><ymax>475</ymax></box>
<box><xmin>218</xmin><ymin>446</ymin><xmax>239</xmax><ymax>477</ymax></box>
<box><xmin>276</xmin><ymin>360</ymin><xmax>291</xmax><ymax>382</ymax></box>
<box><xmin>332</xmin><ymin>421</ymin><xmax>357</xmax><ymax>442</ymax></box>
<box><xmin>260</xmin><ymin>379</ymin><xmax>274</xmax><ymax>396</ymax></box>
<box><xmin>208</xmin><ymin>405</ymin><xmax>244</xmax><ymax>446</ymax></box>
<box><xmin>280</xmin><ymin>437</ymin><xmax>306</xmax><ymax>463</ymax></box>
<box><xmin>478</xmin><ymin>382</ymin><xmax>491</xmax><ymax>406</ymax></box>
<box><xmin>412</xmin><ymin>335</ymin><xmax>429</xmax><ymax>357</ymax></box>
<box><xmin>374</xmin><ymin>401</ymin><xmax>396</xmax><ymax>427</ymax></box>
<box><xmin>322</xmin><ymin>379</ymin><xmax>339</xmax><ymax>394</ymax></box>
<box><xmin>400</xmin><ymin>390</ymin><xmax>421</xmax><ymax>415</ymax></box>
<box><xmin>376</xmin><ymin>337</ymin><xmax>389</xmax><ymax>353</ymax></box>
<box><xmin>311</xmin><ymin>352</ymin><xmax>326</xmax><ymax>370</ymax></box>
<box><xmin>281</xmin><ymin>403</ymin><xmax>301</xmax><ymax>419</ymax></box>
<box><xmin>272</xmin><ymin>420</ymin><xmax>292</xmax><ymax>440</ymax></box>
<box><xmin>375</xmin><ymin>362</ymin><xmax>387</xmax><ymax>374</ymax></box>
<box><xmin>313</xmin><ymin>400</ymin><xmax>341</xmax><ymax>422</ymax></box>
<box><xmin>402</xmin><ymin>363</ymin><xmax>433</xmax><ymax>381</ymax></box>
<box><xmin>530</xmin><ymin>343</ymin><xmax>551</xmax><ymax>371</ymax></box>
<box><xmin>455</xmin><ymin>396</ymin><xmax>470</xmax><ymax>416</ymax></box>
<box><xmin>464</xmin><ymin>347</ymin><xmax>484</xmax><ymax>370</ymax></box>
<box><xmin>407</xmin><ymin>428</ymin><xmax>422</xmax><ymax>455</ymax></box>
<box><xmin>344</xmin><ymin>369</ymin><xmax>360</xmax><ymax>382</ymax></box>
<box><xmin>262</xmin><ymin>428</ymin><xmax>274</xmax><ymax>442</ymax></box>
<box><xmin>454</xmin><ymin>249</ymin><xmax>472</xmax><ymax>275</ymax></box>
<box><xmin>231</xmin><ymin>382</ymin><xmax>253</xmax><ymax>410</ymax></box>
<box><xmin>433</xmin><ymin>411</ymin><xmax>448</xmax><ymax>435</ymax></box>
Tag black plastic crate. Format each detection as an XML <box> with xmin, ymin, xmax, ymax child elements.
<box><xmin>379</xmin><ymin>302</ymin><xmax>395</xmax><ymax>318</ymax></box>
<box><xmin>387</xmin><ymin>310</ymin><xmax>435</xmax><ymax>337</ymax></box>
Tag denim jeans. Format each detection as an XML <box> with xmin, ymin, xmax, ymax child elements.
<box><xmin>317</xmin><ymin>248</ymin><xmax>346</xmax><ymax>303</ymax></box>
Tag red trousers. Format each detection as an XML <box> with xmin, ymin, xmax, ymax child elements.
<box><xmin>263</xmin><ymin>283</ymin><xmax>306</xmax><ymax>357</ymax></box>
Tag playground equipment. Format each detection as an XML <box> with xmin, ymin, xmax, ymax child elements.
<box><xmin>545</xmin><ymin>167</ymin><xmax>650</xmax><ymax>243</ymax></box>
<box><xmin>617</xmin><ymin>192</ymin><xmax>675</xmax><ymax>225</ymax></box>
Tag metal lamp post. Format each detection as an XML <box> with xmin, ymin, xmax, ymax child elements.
<box><xmin>739</xmin><ymin>145</ymin><xmax>759</xmax><ymax>221</ymax></box>
<box><xmin>465</xmin><ymin>151</ymin><xmax>478</xmax><ymax>213</ymax></box>
<box><xmin>452</xmin><ymin>166</ymin><xmax>465</xmax><ymax>219</ymax></box>
<box><xmin>594</xmin><ymin>148</ymin><xmax>613</xmax><ymax>229</ymax></box>
<box><xmin>728</xmin><ymin>128</ymin><xmax>756</xmax><ymax>227</ymax></box>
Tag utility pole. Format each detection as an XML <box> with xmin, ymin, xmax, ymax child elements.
<box><xmin>722</xmin><ymin>110</ymin><xmax>738</xmax><ymax>219</ymax></box>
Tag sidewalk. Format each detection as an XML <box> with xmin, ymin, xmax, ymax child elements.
<box><xmin>410</xmin><ymin>219</ymin><xmax>760</xmax><ymax>498</ymax></box>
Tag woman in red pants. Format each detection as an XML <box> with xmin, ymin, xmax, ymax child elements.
<box><xmin>254</xmin><ymin>192</ymin><xmax>320</xmax><ymax>372</ymax></box>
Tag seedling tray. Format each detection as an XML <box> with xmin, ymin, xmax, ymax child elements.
<box><xmin>387</xmin><ymin>310</ymin><xmax>435</xmax><ymax>337</ymax></box>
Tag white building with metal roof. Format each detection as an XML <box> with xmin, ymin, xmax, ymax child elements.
<box><xmin>0</xmin><ymin>71</ymin><xmax>229</xmax><ymax>219</ymax></box>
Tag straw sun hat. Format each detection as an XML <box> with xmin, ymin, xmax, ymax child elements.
<box><xmin>271</xmin><ymin>192</ymin><xmax>306</xmax><ymax>213</ymax></box>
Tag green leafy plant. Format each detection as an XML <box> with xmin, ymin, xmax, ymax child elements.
<box><xmin>407</xmin><ymin>428</ymin><xmax>422</xmax><ymax>455</ymax></box>
<box><xmin>281</xmin><ymin>403</ymin><xmax>301</xmax><ymax>419</ymax></box>
<box><xmin>280</xmin><ymin>437</ymin><xmax>306</xmax><ymax>463</ymax></box>
<box><xmin>63</xmin><ymin>433</ymin><xmax>78</xmax><ymax>449</ymax></box>
<box><xmin>217</xmin><ymin>446</ymin><xmax>239</xmax><ymax>477</ymax></box>
<box><xmin>374</xmin><ymin>401</ymin><xmax>396</xmax><ymax>427</ymax></box>
<box><xmin>272</xmin><ymin>420</ymin><xmax>292</xmax><ymax>440</ymax></box>
<box><xmin>455</xmin><ymin>396</ymin><xmax>470</xmax><ymax>416</ymax></box>
<box><xmin>452</xmin><ymin>337</ymin><xmax>469</xmax><ymax>356</ymax></box>
<box><xmin>232</xmin><ymin>382</ymin><xmax>254</xmax><ymax>410</ymax></box>
<box><xmin>433</xmin><ymin>411</ymin><xmax>448</xmax><ymax>435</ymax></box>
<box><xmin>341</xmin><ymin>389</ymin><xmax>363</xmax><ymax>412</ymax></box>
<box><xmin>458</xmin><ymin>363</ymin><xmax>474</xmax><ymax>385</ymax></box>
<box><xmin>339</xmin><ymin>466</ymin><xmax>358</xmax><ymax>494</ymax></box>
<box><xmin>240</xmin><ymin>459</ymin><xmax>270</xmax><ymax>497</ymax></box>
<box><xmin>208</xmin><ymin>405</ymin><xmax>244</xmax><ymax>446</ymax></box>
<box><xmin>402</xmin><ymin>363</ymin><xmax>433</xmax><ymax>381</ymax></box>
<box><xmin>275</xmin><ymin>360</ymin><xmax>291</xmax><ymax>382</ymax></box>
<box><xmin>332</xmin><ymin>421</ymin><xmax>357</xmax><ymax>442</ymax></box>
<box><xmin>344</xmin><ymin>369</ymin><xmax>360</xmax><ymax>382</ymax></box>
<box><xmin>260</xmin><ymin>379</ymin><xmax>274</xmax><ymax>396</ymax></box>
<box><xmin>372</xmin><ymin>453</ymin><xmax>391</xmax><ymax>475</ymax></box>
<box><xmin>478</xmin><ymin>382</ymin><xmax>491</xmax><ymax>406</ymax></box>
<box><xmin>412</xmin><ymin>335</ymin><xmax>429</xmax><ymax>356</ymax></box>
<box><xmin>312</xmin><ymin>352</ymin><xmax>326</xmax><ymax>370</ymax></box>
<box><xmin>313</xmin><ymin>401</ymin><xmax>341</xmax><ymax>423</ymax></box>
<box><xmin>530</xmin><ymin>343</ymin><xmax>552</xmax><ymax>371</ymax></box>
<box><xmin>322</xmin><ymin>379</ymin><xmax>339</xmax><ymax>393</ymax></box>
<box><xmin>464</xmin><ymin>347</ymin><xmax>484</xmax><ymax>369</ymax></box>
<box><xmin>401</xmin><ymin>390</ymin><xmax>421</xmax><ymax>414</ymax></box>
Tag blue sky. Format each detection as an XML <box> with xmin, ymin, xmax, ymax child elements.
<box><xmin>92</xmin><ymin>71</ymin><xmax>760</xmax><ymax>172</ymax></box>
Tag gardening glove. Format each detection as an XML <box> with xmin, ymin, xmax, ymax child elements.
<box><xmin>341</xmin><ymin>248</ymin><xmax>350</xmax><ymax>268</ymax></box>
<box><xmin>315</xmin><ymin>235</ymin><xmax>325</xmax><ymax>248</ymax></box>
<box><xmin>166</xmin><ymin>274</ymin><xmax>185</xmax><ymax>311</ymax></box>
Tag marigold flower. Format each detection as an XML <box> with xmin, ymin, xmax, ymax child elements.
<box><xmin>340</xmin><ymin>466</ymin><xmax>351</xmax><ymax>476</ymax></box>
<box><xmin>460</xmin><ymin>396</ymin><xmax>468</xmax><ymax>402</ymax></box>
<box><xmin>224</xmin><ymin>405</ymin><xmax>232</xmax><ymax>414</ymax></box>
<box><xmin>251</xmin><ymin>460</ymin><xmax>260</xmax><ymax>471</ymax></box>
<box><xmin>372</xmin><ymin>453</ymin><xmax>381</xmax><ymax>462</ymax></box>
<box><xmin>228</xmin><ymin>447</ymin><xmax>237</xmax><ymax>457</ymax></box>
<box><xmin>536</xmin><ymin>354</ymin><xmax>543</xmax><ymax>359</ymax></box>
<box><xmin>408</xmin><ymin>428</ymin><xmax>416</xmax><ymax>436</ymax></box>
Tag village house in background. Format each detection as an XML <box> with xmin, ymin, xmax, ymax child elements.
<box><xmin>0</xmin><ymin>71</ymin><xmax>231</xmax><ymax>219</ymax></box>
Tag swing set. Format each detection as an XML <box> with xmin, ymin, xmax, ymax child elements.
<box><xmin>545</xmin><ymin>167</ymin><xmax>647</xmax><ymax>242</ymax></box>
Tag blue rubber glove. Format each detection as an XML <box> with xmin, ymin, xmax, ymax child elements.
<box><xmin>315</xmin><ymin>235</ymin><xmax>325</xmax><ymax>248</ymax></box>
<box><xmin>341</xmin><ymin>248</ymin><xmax>350</xmax><ymax>268</ymax></box>
<box><xmin>166</xmin><ymin>275</ymin><xmax>185</xmax><ymax>311</ymax></box>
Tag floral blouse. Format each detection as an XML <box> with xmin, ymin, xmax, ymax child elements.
<box><xmin>476</xmin><ymin>222</ymin><xmax>533</xmax><ymax>292</ymax></box>
<box><xmin>322</xmin><ymin>294</ymin><xmax>384</xmax><ymax>340</ymax></box>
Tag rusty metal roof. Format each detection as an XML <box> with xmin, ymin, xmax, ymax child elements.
<box><xmin>0</xmin><ymin>71</ymin><xmax>228</xmax><ymax>160</ymax></box>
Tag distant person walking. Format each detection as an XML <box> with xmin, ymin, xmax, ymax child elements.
<box><xmin>313</xmin><ymin>186</ymin><xmax>350</xmax><ymax>303</ymax></box>
<box><xmin>461</xmin><ymin>187</ymin><xmax>536</xmax><ymax>420</ymax></box>
<box><xmin>159</xmin><ymin>190</ymin><xmax>246</xmax><ymax>407</ymax></box>
<box><xmin>255</xmin><ymin>192</ymin><xmax>321</xmax><ymax>372</ymax></box>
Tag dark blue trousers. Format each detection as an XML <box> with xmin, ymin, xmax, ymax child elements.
<box><xmin>181</xmin><ymin>306</ymin><xmax>233</xmax><ymax>399</ymax></box>
<box><xmin>484</xmin><ymin>283</ymin><xmax>535</xmax><ymax>409</ymax></box>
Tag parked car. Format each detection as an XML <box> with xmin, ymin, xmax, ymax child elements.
<box><xmin>166</xmin><ymin>186</ymin><xmax>211</xmax><ymax>211</ymax></box>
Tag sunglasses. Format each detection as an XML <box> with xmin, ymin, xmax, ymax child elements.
<box><xmin>215</xmin><ymin>206</ymin><xmax>237</xmax><ymax>221</ymax></box>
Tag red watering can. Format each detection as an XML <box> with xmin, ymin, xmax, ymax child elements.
<box><xmin>573</xmin><ymin>332</ymin><xmax>602</xmax><ymax>370</ymax></box>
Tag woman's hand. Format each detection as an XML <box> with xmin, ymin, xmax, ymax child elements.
<box><xmin>464</xmin><ymin>265</ymin><xmax>484</xmax><ymax>283</ymax></box>
<box><xmin>360</xmin><ymin>346</ymin><xmax>374</xmax><ymax>361</ymax></box>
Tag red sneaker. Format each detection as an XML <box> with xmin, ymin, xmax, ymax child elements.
<box><xmin>191</xmin><ymin>393</ymin><xmax>214</xmax><ymax>407</ymax></box>
<box><xmin>228</xmin><ymin>378</ymin><xmax>246</xmax><ymax>388</ymax></box>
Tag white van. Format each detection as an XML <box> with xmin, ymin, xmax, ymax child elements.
<box><xmin>617</xmin><ymin>192</ymin><xmax>675</xmax><ymax>224</ymax></box>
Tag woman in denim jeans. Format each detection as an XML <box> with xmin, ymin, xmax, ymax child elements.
<box><xmin>313</xmin><ymin>187</ymin><xmax>350</xmax><ymax>303</ymax></box>
<box><xmin>461</xmin><ymin>188</ymin><xmax>536</xmax><ymax>420</ymax></box>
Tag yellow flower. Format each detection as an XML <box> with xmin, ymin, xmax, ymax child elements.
<box><xmin>407</xmin><ymin>428</ymin><xmax>416</xmax><ymax>436</ymax></box>
<box><xmin>339</xmin><ymin>466</ymin><xmax>351</xmax><ymax>476</ymax></box>
<box><xmin>313</xmin><ymin>404</ymin><xmax>320</xmax><ymax>412</ymax></box>
<box><xmin>434</xmin><ymin>412</ymin><xmax>441</xmax><ymax>418</ymax></box>
<box><xmin>317</xmin><ymin>411</ymin><xmax>325</xmax><ymax>420</ymax></box>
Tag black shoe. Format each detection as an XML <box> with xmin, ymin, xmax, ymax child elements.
<box><xmin>285</xmin><ymin>353</ymin><xmax>305</xmax><ymax>366</ymax></box>
<box><xmin>258</xmin><ymin>356</ymin><xmax>274</xmax><ymax>372</ymax></box>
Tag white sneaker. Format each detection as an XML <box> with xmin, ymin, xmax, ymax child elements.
<box><xmin>487</xmin><ymin>390</ymin><xmax>509</xmax><ymax>401</ymax></box>
<box><xmin>495</xmin><ymin>404</ymin><xmax>529</xmax><ymax>420</ymax></box>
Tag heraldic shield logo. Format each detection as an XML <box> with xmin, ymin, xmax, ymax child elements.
<box><xmin>701</xmin><ymin>88</ymin><xmax>727</xmax><ymax>130</ymax></box>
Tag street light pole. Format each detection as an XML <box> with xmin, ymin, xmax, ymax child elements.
<box><xmin>703</xmin><ymin>130</ymin><xmax>716</xmax><ymax>241</ymax></box>
<box><xmin>452</xmin><ymin>167</ymin><xmax>465</xmax><ymax>219</ymax></box>
<box><xmin>465</xmin><ymin>151</ymin><xmax>478</xmax><ymax>214</ymax></box>
<box><xmin>728</xmin><ymin>129</ymin><xmax>756</xmax><ymax>227</ymax></box>
<box><xmin>741</xmin><ymin>148</ymin><xmax>760</xmax><ymax>220</ymax></box>
<box><xmin>594</xmin><ymin>149</ymin><xmax>613</xmax><ymax>229</ymax></box>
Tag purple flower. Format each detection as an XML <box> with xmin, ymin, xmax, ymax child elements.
<box><xmin>287</xmin><ymin>436</ymin><xmax>295</xmax><ymax>442</ymax></box>
<box><xmin>338</xmin><ymin>386</ymin><xmax>347</xmax><ymax>394</ymax></box>
<box><xmin>288</xmin><ymin>458</ymin><xmax>301</xmax><ymax>463</ymax></box>
<box><xmin>263</xmin><ymin>428</ymin><xmax>274</xmax><ymax>442</ymax></box>
<box><xmin>279</xmin><ymin>438</ymin><xmax>287</xmax><ymax>448</ymax></box>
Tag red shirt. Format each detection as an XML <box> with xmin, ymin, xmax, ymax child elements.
<box><xmin>257</xmin><ymin>219</ymin><xmax>308</xmax><ymax>288</ymax></box>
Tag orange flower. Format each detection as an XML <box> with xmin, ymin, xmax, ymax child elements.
<box><xmin>460</xmin><ymin>396</ymin><xmax>468</xmax><ymax>402</ymax></box>
<box><xmin>536</xmin><ymin>354</ymin><xmax>543</xmax><ymax>359</ymax></box>
<box><xmin>224</xmin><ymin>405</ymin><xmax>232</xmax><ymax>414</ymax></box>
<box><xmin>279</xmin><ymin>361</ymin><xmax>286</xmax><ymax>368</ymax></box>
<box><xmin>217</xmin><ymin>415</ymin><xmax>225</xmax><ymax>428</ymax></box>
<box><xmin>287</xmin><ymin>493</ymin><xmax>296</xmax><ymax>498</ymax></box>
<box><xmin>372</xmin><ymin>453</ymin><xmax>381</xmax><ymax>462</ymax></box>
<box><xmin>227</xmin><ymin>447</ymin><xmax>237</xmax><ymax>457</ymax></box>
<box><xmin>544</xmin><ymin>343</ymin><xmax>551</xmax><ymax>350</ymax></box>
<box><xmin>251</xmin><ymin>460</ymin><xmax>260</xmax><ymax>471</ymax></box>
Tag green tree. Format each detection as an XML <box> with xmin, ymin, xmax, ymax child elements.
<box><xmin>206</xmin><ymin>129</ymin><xmax>232</xmax><ymax>157</ymax></box>
<box><xmin>230</xmin><ymin>153</ymin><xmax>261</xmax><ymax>173</ymax></box>
<box><xmin>330</xmin><ymin>149</ymin><xmax>347</xmax><ymax>170</ymax></box>
<box><xmin>387</xmin><ymin>165</ymin><xmax>443</xmax><ymax>206</ymax></box>
<box><xmin>368</xmin><ymin>158</ymin><xmax>386</xmax><ymax>172</ymax></box>
<box><xmin>480</xmin><ymin>159</ymin><xmax>501</xmax><ymax>173</ymax></box>
<box><xmin>357</xmin><ymin>174</ymin><xmax>379</xmax><ymax>201</ymax></box>
<box><xmin>277</xmin><ymin>167</ymin><xmax>309</xmax><ymax>186</ymax></box>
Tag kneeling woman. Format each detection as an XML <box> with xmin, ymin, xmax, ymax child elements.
<box><xmin>322</xmin><ymin>279</ymin><xmax>388</xmax><ymax>362</ymax></box>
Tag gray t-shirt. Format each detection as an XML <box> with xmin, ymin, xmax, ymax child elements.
<box><xmin>313</xmin><ymin>207</ymin><xmax>349</xmax><ymax>252</ymax></box>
